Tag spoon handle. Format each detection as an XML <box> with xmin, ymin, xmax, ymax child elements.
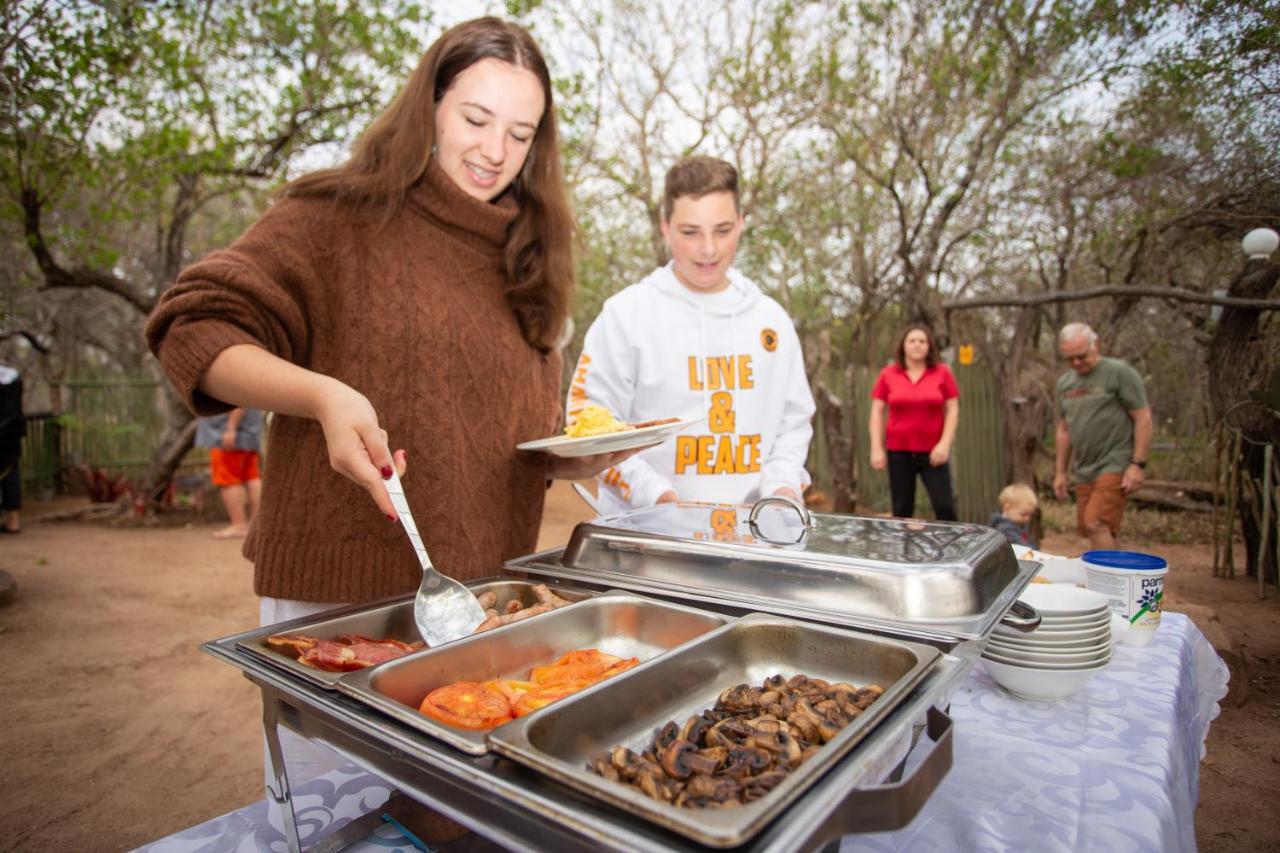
<box><xmin>385</xmin><ymin>467</ymin><xmax>434</xmax><ymax>576</ymax></box>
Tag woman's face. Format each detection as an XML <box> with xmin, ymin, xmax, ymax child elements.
<box><xmin>903</xmin><ymin>330</ymin><xmax>931</xmax><ymax>364</ymax></box>
<box><xmin>433</xmin><ymin>58</ymin><xmax>545</xmax><ymax>202</ymax></box>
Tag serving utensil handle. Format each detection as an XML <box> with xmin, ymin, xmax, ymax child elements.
<box><xmin>385</xmin><ymin>467</ymin><xmax>435</xmax><ymax>576</ymax></box>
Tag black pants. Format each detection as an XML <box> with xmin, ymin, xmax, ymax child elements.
<box><xmin>0</xmin><ymin>439</ymin><xmax>20</xmax><ymax>511</ymax></box>
<box><xmin>886</xmin><ymin>451</ymin><xmax>956</xmax><ymax>521</ymax></box>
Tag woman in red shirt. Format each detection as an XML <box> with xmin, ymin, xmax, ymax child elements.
<box><xmin>868</xmin><ymin>324</ymin><xmax>960</xmax><ymax>520</ymax></box>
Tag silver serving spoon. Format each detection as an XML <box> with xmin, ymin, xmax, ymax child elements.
<box><xmin>384</xmin><ymin>467</ymin><xmax>486</xmax><ymax>646</ymax></box>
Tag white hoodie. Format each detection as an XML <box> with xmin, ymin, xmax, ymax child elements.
<box><xmin>568</xmin><ymin>262</ymin><xmax>816</xmax><ymax>515</ymax></box>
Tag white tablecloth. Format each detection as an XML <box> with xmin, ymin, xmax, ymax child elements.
<box><xmin>139</xmin><ymin>613</ymin><xmax>1227</xmax><ymax>853</ymax></box>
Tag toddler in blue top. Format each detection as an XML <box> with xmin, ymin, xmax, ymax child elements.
<box><xmin>989</xmin><ymin>483</ymin><xmax>1039</xmax><ymax>549</ymax></box>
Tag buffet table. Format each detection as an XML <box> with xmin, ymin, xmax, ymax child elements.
<box><xmin>139</xmin><ymin>612</ymin><xmax>1226</xmax><ymax>853</ymax></box>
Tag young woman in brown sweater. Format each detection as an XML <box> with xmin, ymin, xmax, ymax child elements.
<box><xmin>146</xmin><ymin>17</ymin><xmax>635</xmax><ymax>832</ymax></box>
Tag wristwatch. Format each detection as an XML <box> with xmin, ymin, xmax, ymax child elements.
<box><xmin>1130</xmin><ymin>460</ymin><xmax>1147</xmax><ymax>469</ymax></box>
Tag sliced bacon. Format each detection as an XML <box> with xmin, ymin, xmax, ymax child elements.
<box><xmin>299</xmin><ymin>640</ymin><xmax>359</xmax><ymax>671</ymax></box>
<box><xmin>265</xmin><ymin>634</ymin><xmax>318</xmax><ymax>659</ymax></box>
<box><xmin>270</xmin><ymin>633</ymin><xmax>422</xmax><ymax>672</ymax></box>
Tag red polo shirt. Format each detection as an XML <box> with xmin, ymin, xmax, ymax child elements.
<box><xmin>871</xmin><ymin>363</ymin><xmax>960</xmax><ymax>452</ymax></box>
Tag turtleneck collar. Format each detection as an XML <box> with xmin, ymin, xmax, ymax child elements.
<box><xmin>404</xmin><ymin>158</ymin><xmax>518</xmax><ymax>255</ymax></box>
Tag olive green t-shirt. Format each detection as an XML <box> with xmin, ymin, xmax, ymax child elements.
<box><xmin>1056</xmin><ymin>357</ymin><xmax>1148</xmax><ymax>483</ymax></box>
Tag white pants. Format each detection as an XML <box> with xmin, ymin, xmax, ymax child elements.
<box><xmin>259</xmin><ymin>597</ymin><xmax>357</xmax><ymax>832</ymax></box>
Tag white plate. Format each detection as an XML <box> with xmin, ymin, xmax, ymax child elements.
<box><xmin>516</xmin><ymin>417</ymin><xmax>705</xmax><ymax>458</ymax></box>
<box><xmin>1031</xmin><ymin>612</ymin><xmax>1112</xmax><ymax>628</ymax></box>
<box><xmin>1037</xmin><ymin>557</ymin><xmax>1088</xmax><ymax>586</ymax></box>
<box><xmin>1017</xmin><ymin>584</ymin><xmax>1110</xmax><ymax>617</ymax></box>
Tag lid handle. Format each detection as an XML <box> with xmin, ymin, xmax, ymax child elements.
<box><xmin>748</xmin><ymin>494</ymin><xmax>814</xmax><ymax>528</ymax></box>
<box><xmin>747</xmin><ymin>495</ymin><xmax>814</xmax><ymax>545</ymax></box>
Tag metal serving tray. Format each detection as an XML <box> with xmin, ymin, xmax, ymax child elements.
<box><xmin>513</xmin><ymin>500</ymin><xmax>1038</xmax><ymax>643</ymax></box>
<box><xmin>487</xmin><ymin>614</ymin><xmax>941</xmax><ymax>848</ymax></box>
<box><xmin>336</xmin><ymin>592</ymin><xmax>728</xmax><ymax>755</ymax></box>
<box><xmin>232</xmin><ymin>578</ymin><xmax>595</xmax><ymax>689</ymax></box>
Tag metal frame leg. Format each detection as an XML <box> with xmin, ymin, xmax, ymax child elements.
<box><xmin>263</xmin><ymin>695</ymin><xmax>303</xmax><ymax>853</ymax></box>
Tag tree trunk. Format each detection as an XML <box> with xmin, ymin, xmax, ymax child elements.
<box><xmin>977</xmin><ymin>304</ymin><xmax>1049</xmax><ymax>489</ymax></box>
<box><xmin>1207</xmin><ymin>257</ymin><xmax>1280</xmax><ymax>585</ymax></box>
<box><xmin>140</xmin><ymin>378</ymin><xmax>199</xmax><ymax>504</ymax></box>
<box><xmin>815</xmin><ymin>382</ymin><xmax>856</xmax><ymax>513</ymax></box>
<box><xmin>141</xmin><ymin>417</ymin><xmax>197</xmax><ymax>504</ymax></box>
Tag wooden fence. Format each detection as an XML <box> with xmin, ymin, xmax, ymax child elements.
<box><xmin>810</xmin><ymin>363</ymin><xmax>1007</xmax><ymax>523</ymax></box>
<box><xmin>19</xmin><ymin>378</ymin><xmax>208</xmax><ymax>495</ymax></box>
<box><xmin>25</xmin><ymin>372</ymin><xmax>1007</xmax><ymax>519</ymax></box>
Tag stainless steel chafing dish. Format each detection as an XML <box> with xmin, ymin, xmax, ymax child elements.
<box><xmin>507</xmin><ymin>497</ymin><xmax>1041</xmax><ymax>645</ymax></box>
<box><xmin>203</xmin><ymin>500</ymin><xmax>1039</xmax><ymax>853</ymax></box>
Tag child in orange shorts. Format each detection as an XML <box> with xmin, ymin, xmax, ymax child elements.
<box><xmin>195</xmin><ymin>408</ymin><xmax>264</xmax><ymax>539</ymax></box>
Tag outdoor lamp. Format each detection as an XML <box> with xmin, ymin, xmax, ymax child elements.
<box><xmin>1242</xmin><ymin>228</ymin><xmax>1279</xmax><ymax>260</ymax></box>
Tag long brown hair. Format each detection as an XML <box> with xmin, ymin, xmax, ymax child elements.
<box><xmin>283</xmin><ymin>17</ymin><xmax>574</xmax><ymax>351</ymax></box>
<box><xmin>893</xmin><ymin>323</ymin><xmax>939</xmax><ymax>368</ymax></box>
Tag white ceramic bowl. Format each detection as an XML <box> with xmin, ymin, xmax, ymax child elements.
<box><xmin>982</xmin><ymin>647</ymin><xmax>1111</xmax><ymax>669</ymax></box>
<box><xmin>984</xmin><ymin>642</ymin><xmax>1111</xmax><ymax>666</ymax></box>
<box><xmin>996</xmin><ymin>618</ymin><xmax>1110</xmax><ymax>641</ymax></box>
<box><xmin>988</xmin><ymin>630</ymin><xmax>1111</xmax><ymax>650</ymax></box>
<box><xmin>1034</xmin><ymin>608</ymin><xmax>1111</xmax><ymax>624</ymax></box>
<box><xmin>1017</xmin><ymin>583</ymin><xmax>1110</xmax><ymax>616</ymax></box>
<box><xmin>1016</xmin><ymin>613</ymin><xmax>1110</xmax><ymax>631</ymax></box>
<box><xmin>994</xmin><ymin>624</ymin><xmax>1112</xmax><ymax>646</ymax></box>
<box><xmin>982</xmin><ymin>656</ymin><xmax>1108</xmax><ymax>701</ymax></box>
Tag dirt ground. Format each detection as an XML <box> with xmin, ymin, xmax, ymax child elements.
<box><xmin>0</xmin><ymin>485</ymin><xmax>1278</xmax><ymax>851</ymax></box>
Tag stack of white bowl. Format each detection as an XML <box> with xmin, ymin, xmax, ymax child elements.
<box><xmin>983</xmin><ymin>584</ymin><xmax>1114</xmax><ymax>701</ymax></box>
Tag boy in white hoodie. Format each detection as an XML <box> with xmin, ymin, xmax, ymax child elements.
<box><xmin>568</xmin><ymin>156</ymin><xmax>816</xmax><ymax>516</ymax></box>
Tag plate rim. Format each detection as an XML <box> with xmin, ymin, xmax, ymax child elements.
<box><xmin>516</xmin><ymin>415</ymin><xmax>704</xmax><ymax>453</ymax></box>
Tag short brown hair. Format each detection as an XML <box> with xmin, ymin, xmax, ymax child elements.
<box><xmin>661</xmin><ymin>156</ymin><xmax>739</xmax><ymax>221</ymax></box>
<box><xmin>893</xmin><ymin>324</ymin><xmax>940</xmax><ymax>368</ymax></box>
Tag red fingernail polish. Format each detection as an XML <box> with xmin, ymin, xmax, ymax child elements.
<box><xmin>381</xmin><ymin>465</ymin><xmax>393</xmax><ymax>479</ymax></box>
<box><xmin>388</xmin><ymin>513</ymin><xmax>397</xmax><ymax>522</ymax></box>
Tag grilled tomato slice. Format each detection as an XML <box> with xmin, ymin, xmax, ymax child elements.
<box><xmin>419</xmin><ymin>681</ymin><xmax>513</xmax><ymax>730</ymax></box>
<box><xmin>512</xmin><ymin>684</ymin><xmax>584</xmax><ymax>717</ymax></box>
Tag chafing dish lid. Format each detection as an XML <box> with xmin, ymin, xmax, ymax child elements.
<box><xmin>546</xmin><ymin>499</ymin><xmax>1031</xmax><ymax>641</ymax></box>
<box><xmin>570</xmin><ymin>500</ymin><xmax>1006</xmax><ymax>567</ymax></box>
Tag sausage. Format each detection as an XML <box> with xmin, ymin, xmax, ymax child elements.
<box><xmin>532</xmin><ymin>584</ymin><xmax>572</xmax><ymax>608</ymax></box>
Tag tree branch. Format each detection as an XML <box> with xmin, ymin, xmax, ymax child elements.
<box><xmin>943</xmin><ymin>282</ymin><xmax>1280</xmax><ymax>311</ymax></box>
<box><xmin>0</xmin><ymin>330</ymin><xmax>52</xmax><ymax>355</ymax></box>
<box><xmin>21</xmin><ymin>187</ymin><xmax>152</xmax><ymax>316</ymax></box>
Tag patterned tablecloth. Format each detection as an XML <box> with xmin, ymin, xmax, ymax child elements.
<box><xmin>139</xmin><ymin>613</ymin><xmax>1227</xmax><ymax>853</ymax></box>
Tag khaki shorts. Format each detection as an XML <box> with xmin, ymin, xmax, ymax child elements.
<box><xmin>1075</xmin><ymin>472</ymin><xmax>1126</xmax><ymax>537</ymax></box>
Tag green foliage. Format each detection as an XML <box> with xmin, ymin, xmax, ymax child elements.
<box><xmin>2</xmin><ymin>0</ymin><xmax>433</xmax><ymax>304</ymax></box>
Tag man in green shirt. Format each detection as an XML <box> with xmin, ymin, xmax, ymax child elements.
<box><xmin>1053</xmin><ymin>323</ymin><xmax>1153</xmax><ymax>549</ymax></box>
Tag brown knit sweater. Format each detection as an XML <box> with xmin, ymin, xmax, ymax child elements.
<box><xmin>146</xmin><ymin>162</ymin><xmax>562</xmax><ymax>603</ymax></box>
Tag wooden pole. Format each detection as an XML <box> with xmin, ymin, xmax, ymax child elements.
<box><xmin>1223</xmin><ymin>425</ymin><xmax>1233</xmax><ymax>578</ymax></box>
<box><xmin>1212</xmin><ymin>424</ymin><xmax>1224</xmax><ymax>577</ymax></box>
<box><xmin>1273</xmin><ymin>450</ymin><xmax>1280</xmax><ymax>592</ymax></box>
<box><xmin>1258</xmin><ymin>444</ymin><xmax>1272</xmax><ymax>600</ymax></box>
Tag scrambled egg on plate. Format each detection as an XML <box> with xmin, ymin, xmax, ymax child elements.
<box><xmin>565</xmin><ymin>404</ymin><xmax>632</xmax><ymax>438</ymax></box>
